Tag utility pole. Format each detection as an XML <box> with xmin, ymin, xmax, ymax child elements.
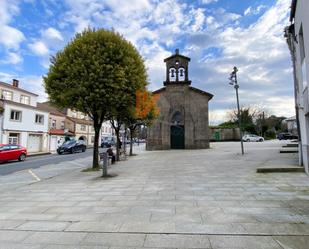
<box><xmin>229</xmin><ymin>66</ymin><xmax>244</xmax><ymax>155</ymax></box>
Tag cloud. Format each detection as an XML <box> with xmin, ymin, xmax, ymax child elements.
<box><xmin>43</xmin><ymin>27</ymin><xmax>64</xmax><ymax>41</ymax></box>
<box><xmin>200</xmin><ymin>0</ymin><xmax>218</xmax><ymax>4</ymax></box>
<box><xmin>29</xmin><ymin>41</ymin><xmax>49</xmax><ymax>56</ymax></box>
<box><xmin>5</xmin><ymin>52</ymin><xmax>23</xmax><ymax>64</ymax></box>
<box><xmin>244</xmin><ymin>5</ymin><xmax>267</xmax><ymax>16</ymax></box>
<box><xmin>0</xmin><ymin>0</ymin><xmax>25</xmax><ymax>60</ymax></box>
<box><xmin>0</xmin><ymin>0</ymin><xmax>24</xmax><ymax>69</ymax></box>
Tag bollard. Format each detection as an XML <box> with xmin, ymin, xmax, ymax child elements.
<box><xmin>101</xmin><ymin>151</ymin><xmax>108</xmax><ymax>177</ymax></box>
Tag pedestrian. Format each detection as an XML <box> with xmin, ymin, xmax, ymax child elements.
<box><xmin>106</xmin><ymin>144</ymin><xmax>115</xmax><ymax>164</ymax></box>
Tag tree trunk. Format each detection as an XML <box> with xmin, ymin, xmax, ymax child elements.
<box><xmin>115</xmin><ymin>129</ymin><xmax>120</xmax><ymax>161</ymax></box>
<box><xmin>92</xmin><ymin>122</ymin><xmax>101</xmax><ymax>169</ymax></box>
<box><xmin>129</xmin><ymin>127</ymin><xmax>134</xmax><ymax>156</ymax></box>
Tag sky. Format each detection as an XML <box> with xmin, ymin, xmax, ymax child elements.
<box><xmin>0</xmin><ymin>0</ymin><xmax>294</xmax><ymax>124</ymax></box>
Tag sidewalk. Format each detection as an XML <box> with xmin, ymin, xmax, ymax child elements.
<box><xmin>0</xmin><ymin>141</ymin><xmax>308</xmax><ymax>248</ymax></box>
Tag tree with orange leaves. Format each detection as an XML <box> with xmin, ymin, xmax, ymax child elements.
<box><xmin>126</xmin><ymin>90</ymin><xmax>160</xmax><ymax>156</ymax></box>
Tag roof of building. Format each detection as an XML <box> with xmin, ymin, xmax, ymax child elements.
<box><xmin>164</xmin><ymin>49</ymin><xmax>191</xmax><ymax>62</ymax></box>
<box><xmin>0</xmin><ymin>81</ymin><xmax>39</xmax><ymax>96</ymax></box>
<box><xmin>3</xmin><ymin>99</ymin><xmax>48</xmax><ymax>112</ymax></box>
<box><xmin>37</xmin><ymin>102</ymin><xmax>66</xmax><ymax>117</ymax></box>
<box><xmin>70</xmin><ymin>117</ymin><xmax>93</xmax><ymax>125</ymax></box>
<box><xmin>49</xmin><ymin>128</ymin><xmax>74</xmax><ymax>136</ymax></box>
<box><xmin>153</xmin><ymin>86</ymin><xmax>213</xmax><ymax>100</ymax></box>
<box><xmin>290</xmin><ymin>0</ymin><xmax>297</xmax><ymax>22</ymax></box>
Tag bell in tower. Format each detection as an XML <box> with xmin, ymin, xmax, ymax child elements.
<box><xmin>164</xmin><ymin>49</ymin><xmax>191</xmax><ymax>86</ymax></box>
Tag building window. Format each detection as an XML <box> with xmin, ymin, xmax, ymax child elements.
<box><xmin>35</xmin><ymin>114</ymin><xmax>44</xmax><ymax>124</ymax></box>
<box><xmin>10</xmin><ymin>110</ymin><xmax>22</xmax><ymax>121</ymax></box>
<box><xmin>299</xmin><ymin>25</ymin><xmax>307</xmax><ymax>90</ymax></box>
<box><xmin>51</xmin><ymin>119</ymin><xmax>56</xmax><ymax>128</ymax></box>
<box><xmin>61</xmin><ymin>121</ymin><xmax>65</xmax><ymax>129</ymax></box>
<box><xmin>81</xmin><ymin>124</ymin><xmax>86</xmax><ymax>131</ymax></box>
<box><xmin>20</xmin><ymin>95</ymin><xmax>30</xmax><ymax>105</ymax></box>
<box><xmin>1</xmin><ymin>90</ymin><xmax>13</xmax><ymax>100</ymax></box>
<box><xmin>8</xmin><ymin>133</ymin><xmax>19</xmax><ymax>144</ymax></box>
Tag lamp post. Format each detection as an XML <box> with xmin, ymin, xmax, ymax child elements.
<box><xmin>229</xmin><ymin>66</ymin><xmax>244</xmax><ymax>155</ymax></box>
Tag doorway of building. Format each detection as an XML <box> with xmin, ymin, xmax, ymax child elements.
<box><xmin>171</xmin><ymin>125</ymin><xmax>185</xmax><ymax>149</ymax></box>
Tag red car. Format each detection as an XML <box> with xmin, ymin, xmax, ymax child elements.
<box><xmin>0</xmin><ymin>144</ymin><xmax>27</xmax><ymax>162</ymax></box>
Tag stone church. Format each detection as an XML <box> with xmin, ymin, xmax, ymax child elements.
<box><xmin>147</xmin><ymin>49</ymin><xmax>213</xmax><ymax>150</ymax></box>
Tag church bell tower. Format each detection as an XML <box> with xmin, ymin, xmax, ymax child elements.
<box><xmin>163</xmin><ymin>49</ymin><xmax>191</xmax><ymax>86</ymax></box>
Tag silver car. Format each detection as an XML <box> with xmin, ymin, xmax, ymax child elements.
<box><xmin>242</xmin><ymin>134</ymin><xmax>264</xmax><ymax>142</ymax></box>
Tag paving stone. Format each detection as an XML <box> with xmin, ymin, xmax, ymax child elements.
<box><xmin>0</xmin><ymin>230</ymin><xmax>32</xmax><ymax>243</ymax></box>
<box><xmin>120</xmin><ymin>221</ymin><xmax>176</xmax><ymax>233</ymax></box>
<box><xmin>23</xmin><ymin>231</ymin><xmax>87</xmax><ymax>245</ymax></box>
<box><xmin>0</xmin><ymin>220</ymin><xmax>25</xmax><ymax>229</ymax></box>
<box><xmin>81</xmin><ymin>233</ymin><xmax>145</xmax><ymax>247</ymax></box>
<box><xmin>144</xmin><ymin>234</ymin><xmax>211</xmax><ymax>248</ymax></box>
<box><xmin>175</xmin><ymin>223</ymin><xmax>246</xmax><ymax>234</ymax></box>
<box><xmin>65</xmin><ymin>221</ymin><xmax>122</xmax><ymax>232</ymax></box>
<box><xmin>44</xmin><ymin>245</ymin><xmax>108</xmax><ymax>249</ymax></box>
<box><xmin>208</xmin><ymin>235</ymin><xmax>282</xmax><ymax>249</ymax></box>
<box><xmin>273</xmin><ymin>235</ymin><xmax>309</xmax><ymax>249</ymax></box>
<box><xmin>0</xmin><ymin>243</ymin><xmax>44</xmax><ymax>249</ymax></box>
<box><xmin>16</xmin><ymin>221</ymin><xmax>70</xmax><ymax>232</ymax></box>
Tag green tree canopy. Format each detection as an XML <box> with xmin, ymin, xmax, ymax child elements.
<box><xmin>44</xmin><ymin>28</ymin><xmax>147</xmax><ymax>170</ymax></box>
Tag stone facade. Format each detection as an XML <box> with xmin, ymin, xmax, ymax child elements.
<box><xmin>147</xmin><ymin>49</ymin><xmax>213</xmax><ymax>150</ymax></box>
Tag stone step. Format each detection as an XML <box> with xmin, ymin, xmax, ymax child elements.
<box><xmin>279</xmin><ymin>148</ymin><xmax>298</xmax><ymax>153</ymax></box>
<box><xmin>257</xmin><ymin>165</ymin><xmax>304</xmax><ymax>173</ymax></box>
<box><xmin>282</xmin><ymin>143</ymin><xmax>298</xmax><ymax>148</ymax></box>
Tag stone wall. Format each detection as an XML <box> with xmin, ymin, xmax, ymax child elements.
<box><xmin>210</xmin><ymin>127</ymin><xmax>240</xmax><ymax>141</ymax></box>
<box><xmin>147</xmin><ymin>84</ymin><xmax>211</xmax><ymax>150</ymax></box>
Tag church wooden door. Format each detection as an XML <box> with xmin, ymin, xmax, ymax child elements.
<box><xmin>171</xmin><ymin>125</ymin><xmax>185</xmax><ymax>149</ymax></box>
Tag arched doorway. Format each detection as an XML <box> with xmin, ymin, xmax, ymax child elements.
<box><xmin>170</xmin><ymin>111</ymin><xmax>184</xmax><ymax>149</ymax></box>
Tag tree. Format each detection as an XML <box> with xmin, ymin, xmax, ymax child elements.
<box><xmin>44</xmin><ymin>28</ymin><xmax>147</xmax><ymax>171</ymax></box>
<box><xmin>126</xmin><ymin>90</ymin><xmax>160</xmax><ymax>156</ymax></box>
<box><xmin>227</xmin><ymin>107</ymin><xmax>255</xmax><ymax>133</ymax></box>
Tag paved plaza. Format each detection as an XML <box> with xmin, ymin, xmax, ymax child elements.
<box><xmin>0</xmin><ymin>141</ymin><xmax>309</xmax><ymax>248</ymax></box>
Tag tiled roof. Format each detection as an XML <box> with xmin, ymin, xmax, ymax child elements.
<box><xmin>0</xmin><ymin>81</ymin><xmax>38</xmax><ymax>96</ymax></box>
<box><xmin>70</xmin><ymin>117</ymin><xmax>93</xmax><ymax>125</ymax></box>
<box><xmin>37</xmin><ymin>102</ymin><xmax>66</xmax><ymax>117</ymax></box>
<box><xmin>3</xmin><ymin>99</ymin><xmax>48</xmax><ymax>112</ymax></box>
<box><xmin>49</xmin><ymin>128</ymin><xmax>74</xmax><ymax>135</ymax></box>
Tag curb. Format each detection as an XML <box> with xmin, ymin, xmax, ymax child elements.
<box><xmin>257</xmin><ymin>167</ymin><xmax>305</xmax><ymax>173</ymax></box>
<box><xmin>27</xmin><ymin>152</ymin><xmax>51</xmax><ymax>157</ymax></box>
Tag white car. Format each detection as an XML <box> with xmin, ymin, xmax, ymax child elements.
<box><xmin>242</xmin><ymin>134</ymin><xmax>264</xmax><ymax>142</ymax></box>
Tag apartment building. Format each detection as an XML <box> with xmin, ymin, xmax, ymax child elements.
<box><xmin>37</xmin><ymin>102</ymin><xmax>75</xmax><ymax>152</ymax></box>
<box><xmin>286</xmin><ymin>0</ymin><xmax>309</xmax><ymax>173</ymax></box>
<box><xmin>0</xmin><ymin>79</ymin><xmax>49</xmax><ymax>153</ymax></box>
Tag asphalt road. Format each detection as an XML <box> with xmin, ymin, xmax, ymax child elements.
<box><xmin>0</xmin><ymin>148</ymin><xmax>95</xmax><ymax>176</ymax></box>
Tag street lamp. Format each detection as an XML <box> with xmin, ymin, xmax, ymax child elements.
<box><xmin>229</xmin><ymin>66</ymin><xmax>244</xmax><ymax>155</ymax></box>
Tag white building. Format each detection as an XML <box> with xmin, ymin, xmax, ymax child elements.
<box><xmin>286</xmin><ymin>0</ymin><xmax>309</xmax><ymax>173</ymax></box>
<box><xmin>63</xmin><ymin>108</ymin><xmax>114</xmax><ymax>146</ymax></box>
<box><xmin>0</xmin><ymin>79</ymin><xmax>49</xmax><ymax>153</ymax></box>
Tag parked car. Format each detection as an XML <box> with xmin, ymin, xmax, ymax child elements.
<box><xmin>0</xmin><ymin>144</ymin><xmax>27</xmax><ymax>162</ymax></box>
<box><xmin>242</xmin><ymin>134</ymin><xmax>264</xmax><ymax>142</ymax></box>
<box><xmin>101</xmin><ymin>137</ymin><xmax>115</xmax><ymax>148</ymax></box>
<box><xmin>57</xmin><ymin>140</ymin><xmax>86</xmax><ymax>154</ymax></box>
<box><xmin>277</xmin><ymin>132</ymin><xmax>298</xmax><ymax>140</ymax></box>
